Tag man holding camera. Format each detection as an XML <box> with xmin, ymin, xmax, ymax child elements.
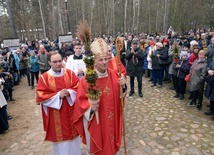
<box><xmin>126</xmin><ymin>40</ymin><xmax>144</xmax><ymax>97</ymax></box>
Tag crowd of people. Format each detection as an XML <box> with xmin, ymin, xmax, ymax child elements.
<box><xmin>0</xmin><ymin>26</ymin><xmax>214</xmax><ymax>154</ymax></box>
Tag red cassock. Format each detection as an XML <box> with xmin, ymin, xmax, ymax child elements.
<box><xmin>108</xmin><ymin>57</ymin><xmax>127</xmax><ymax>78</ymax></box>
<box><xmin>36</xmin><ymin>69</ymin><xmax>79</xmax><ymax>142</ymax></box>
<box><xmin>73</xmin><ymin>68</ymin><xmax>123</xmax><ymax>155</ymax></box>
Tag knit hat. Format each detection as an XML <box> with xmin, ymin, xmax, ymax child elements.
<box><xmin>163</xmin><ymin>39</ymin><xmax>169</xmax><ymax>44</ymax></box>
<box><xmin>156</xmin><ymin>42</ymin><xmax>163</xmax><ymax>48</ymax></box>
<box><xmin>190</xmin><ymin>40</ymin><xmax>198</xmax><ymax>46</ymax></box>
<box><xmin>183</xmin><ymin>42</ymin><xmax>190</xmax><ymax>49</ymax></box>
<box><xmin>131</xmin><ymin>40</ymin><xmax>138</xmax><ymax>44</ymax></box>
<box><xmin>149</xmin><ymin>41</ymin><xmax>156</xmax><ymax>46</ymax></box>
<box><xmin>193</xmin><ymin>44</ymin><xmax>200</xmax><ymax>50</ymax></box>
<box><xmin>180</xmin><ymin>51</ymin><xmax>188</xmax><ymax>58</ymax></box>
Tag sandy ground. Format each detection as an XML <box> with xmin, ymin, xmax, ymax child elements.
<box><xmin>0</xmin><ymin>77</ymin><xmax>36</xmax><ymax>151</ymax></box>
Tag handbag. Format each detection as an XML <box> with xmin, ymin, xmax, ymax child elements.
<box><xmin>185</xmin><ymin>63</ymin><xmax>202</xmax><ymax>82</ymax></box>
<box><xmin>185</xmin><ymin>74</ymin><xmax>191</xmax><ymax>82</ymax></box>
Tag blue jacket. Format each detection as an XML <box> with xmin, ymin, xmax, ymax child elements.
<box><xmin>30</xmin><ymin>56</ymin><xmax>39</xmax><ymax>72</ymax></box>
<box><xmin>13</xmin><ymin>54</ymin><xmax>20</xmax><ymax>70</ymax></box>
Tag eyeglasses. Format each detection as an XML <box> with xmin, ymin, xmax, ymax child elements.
<box><xmin>51</xmin><ymin>60</ymin><xmax>62</xmax><ymax>64</ymax></box>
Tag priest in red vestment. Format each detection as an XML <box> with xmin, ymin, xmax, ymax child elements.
<box><xmin>107</xmin><ymin>45</ymin><xmax>127</xmax><ymax>78</ymax></box>
<box><xmin>36</xmin><ymin>51</ymin><xmax>81</xmax><ymax>155</ymax></box>
<box><xmin>73</xmin><ymin>38</ymin><xmax>126</xmax><ymax>155</ymax></box>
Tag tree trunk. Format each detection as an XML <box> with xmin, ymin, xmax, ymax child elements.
<box><xmin>51</xmin><ymin>0</ymin><xmax>56</xmax><ymax>38</ymax></box>
<box><xmin>132</xmin><ymin>0</ymin><xmax>136</xmax><ymax>32</ymax></box>
<box><xmin>112</xmin><ymin>0</ymin><xmax>115</xmax><ymax>36</ymax></box>
<box><xmin>155</xmin><ymin>0</ymin><xmax>160</xmax><ymax>32</ymax></box>
<box><xmin>103</xmin><ymin>0</ymin><xmax>108</xmax><ymax>33</ymax></box>
<box><xmin>172</xmin><ymin>0</ymin><xmax>178</xmax><ymax>27</ymax></box>
<box><xmin>6</xmin><ymin>0</ymin><xmax>17</xmax><ymax>38</ymax></box>
<box><xmin>124</xmin><ymin>0</ymin><xmax>128</xmax><ymax>33</ymax></box>
<box><xmin>148</xmin><ymin>0</ymin><xmax>151</xmax><ymax>34</ymax></box>
<box><xmin>57</xmin><ymin>0</ymin><xmax>64</xmax><ymax>34</ymax></box>
<box><xmin>61</xmin><ymin>0</ymin><xmax>67</xmax><ymax>34</ymax></box>
<box><xmin>38</xmin><ymin>0</ymin><xmax>46</xmax><ymax>38</ymax></box>
<box><xmin>136</xmin><ymin>0</ymin><xmax>140</xmax><ymax>32</ymax></box>
<box><xmin>164</xmin><ymin>0</ymin><xmax>170</xmax><ymax>34</ymax></box>
<box><xmin>81</xmin><ymin>0</ymin><xmax>85</xmax><ymax>21</ymax></box>
<box><xmin>90</xmin><ymin>0</ymin><xmax>96</xmax><ymax>32</ymax></box>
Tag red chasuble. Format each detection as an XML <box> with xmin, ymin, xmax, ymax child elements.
<box><xmin>36</xmin><ymin>69</ymin><xmax>79</xmax><ymax>142</ymax></box>
<box><xmin>108</xmin><ymin>57</ymin><xmax>127</xmax><ymax>78</ymax></box>
<box><xmin>73</xmin><ymin>68</ymin><xmax>123</xmax><ymax>155</ymax></box>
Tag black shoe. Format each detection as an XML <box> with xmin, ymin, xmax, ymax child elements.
<box><xmin>187</xmin><ymin>102</ymin><xmax>196</xmax><ymax>106</ymax></box>
<box><xmin>151</xmin><ymin>84</ymin><xmax>156</xmax><ymax>87</ymax></box>
<box><xmin>188</xmin><ymin>95</ymin><xmax>193</xmax><ymax>100</ymax></box>
<box><xmin>14</xmin><ymin>82</ymin><xmax>19</xmax><ymax>86</ymax></box>
<box><xmin>129</xmin><ymin>92</ymin><xmax>134</xmax><ymax>96</ymax></box>
<box><xmin>166</xmin><ymin>80</ymin><xmax>171</xmax><ymax>83</ymax></box>
<box><xmin>139</xmin><ymin>92</ymin><xmax>143</xmax><ymax>97</ymax></box>
<box><xmin>179</xmin><ymin>94</ymin><xmax>184</xmax><ymax>100</ymax></box>
<box><xmin>148</xmin><ymin>79</ymin><xmax>153</xmax><ymax>82</ymax></box>
<box><xmin>206</xmin><ymin>104</ymin><xmax>210</xmax><ymax>107</ymax></box>
<box><xmin>7</xmin><ymin>115</ymin><xmax>12</xmax><ymax>120</ymax></box>
<box><xmin>31</xmin><ymin>86</ymin><xmax>35</xmax><ymax>89</ymax></box>
<box><xmin>169</xmin><ymin>86</ymin><xmax>175</xmax><ymax>90</ymax></box>
<box><xmin>204</xmin><ymin>111</ymin><xmax>214</xmax><ymax>115</ymax></box>
<box><xmin>196</xmin><ymin>105</ymin><xmax>202</xmax><ymax>110</ymax></box>
<box><xmin>174</xmin><ymin>93</ymin><xmax>179</xmax><ymax>98</ymax></box>
<box><xmin>10</xmin><ymin>98</ymin><xmax>15</xmax><ymax>101</ymax></box>
<box><xmin>163</xmin><ymin>78</ymin><xmax>167</xmax><ymax>81</ymax></box>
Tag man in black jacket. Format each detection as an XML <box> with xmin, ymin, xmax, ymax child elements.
<box><xmin>126</xmin><ymin>40</ymin><xmax>144</xmax><ymax>97</ymax></box>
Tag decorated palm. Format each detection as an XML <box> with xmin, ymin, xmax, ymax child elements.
<box><xmin>76</xmin><ymin>21</ymin><xmax>101</xmax><ymax>124</ymax></box>
<box><xmin>173</xmin><ymin>40</ymin><xmax>180</xmax><ymax>63</ymax></box>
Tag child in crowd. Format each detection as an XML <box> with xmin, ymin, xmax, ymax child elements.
<box><xmin>173</xmin><ymin>51</ymin><xmax>190</xmax><ymax>100</ymax></box>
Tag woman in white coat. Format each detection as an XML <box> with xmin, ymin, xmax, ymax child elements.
<box><xmin>147</xmin><ymin>41</ymin><xmax>156</xmax><ymax>81</ymax></box>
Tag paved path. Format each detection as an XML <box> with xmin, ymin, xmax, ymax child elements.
<box><xmin>1</xmin><ymin>77</ymin><xmax>214</xmax><ymax>155</ymax></box>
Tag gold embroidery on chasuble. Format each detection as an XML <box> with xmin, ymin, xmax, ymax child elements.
<box><xmin>63</xmin><ymin>70</ymin><xmax>70</xmax><ymax>88</ymax></box>
<box><xmin>111</xmin><ymin>134</ymin><xmax>115</xmax><ymax>143</ymax></box>
<box><xmin>47</xmin><ymin>73</ymin><xmax>63</xmax><ymax>141</ymax></box>
<box><xmin>37</xmin><ymin>91</ymin><xmax>43</xmax><ymax>98</ymax></box>
<box><xmin>103</xmin><ymin>85</ymin><xmax>110</xmax><ymax>95</ymax></box>
<box><xmin>108</xmin><ymin>111</ymin><xmax>114</xmax><ymax>120</ymax></box>
<box><xmin>54</xmin><ymin>109</ymin><xmax>63</xmax><ymax>141</ymax></box>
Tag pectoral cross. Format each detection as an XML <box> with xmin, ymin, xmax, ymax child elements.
<box><xmin>103</xmin><ymin>85</ymin><xmax>110</xmax><ymax>95</ymax></box>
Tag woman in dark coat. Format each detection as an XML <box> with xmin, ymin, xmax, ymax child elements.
<box><xmin>151</xmin><ymin>43</ymin><xmax>167</xmax><ymax>88</ymax></box>
<box><xmin>204</xmin><ymin>59</ymin><xmax>214</xmax><ymax>117</ymax></box>
<box><xmin>189</xmin><ymin>50</ymin><xmax>207</xmax><ymax>109</ymax></box>
<box><xmin>162</xmin><ymin>40</ymin><xmax>170</xmax><ymax>82</ymax></box>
